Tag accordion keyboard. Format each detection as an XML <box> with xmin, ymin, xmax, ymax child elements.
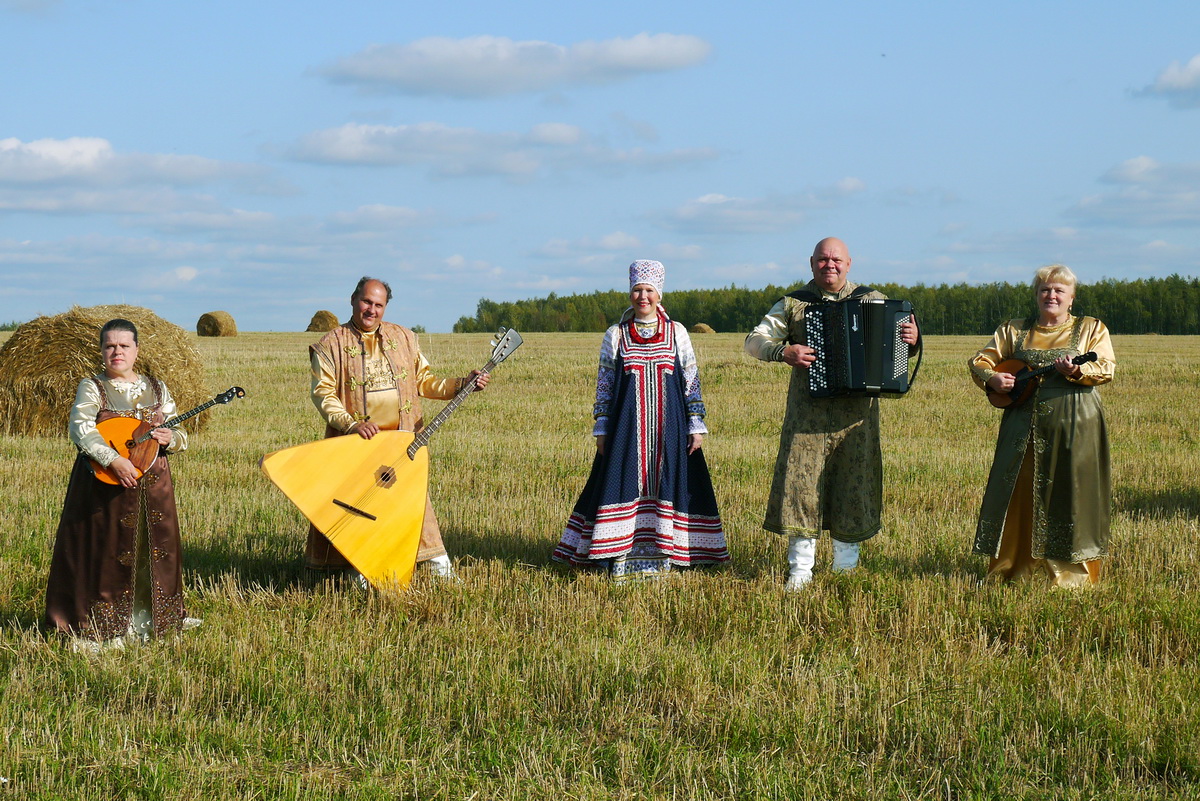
<box><xmin>892</xmin><ymin>316</ymin><xmax>907</xmax><ymax>380</ymax></box>
<box><xmin>804</xmin><ymin>313</ymin><xmax>828</xmax><ymax>391</ymax></box>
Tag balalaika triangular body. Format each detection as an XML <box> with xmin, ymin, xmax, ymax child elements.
<box><xmin>261</xmin><ymin>431</ymin><xmax>429</xmax><ymax>589</ymax></box>
<box><xmin>261</xmin><ymin>327</ymin><xmax>523</xmax><ymax>590</ymax></box>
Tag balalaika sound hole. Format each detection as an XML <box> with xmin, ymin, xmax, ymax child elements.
<box><xmin>375</xmin><ymin>465</ymin><xmax>397</xmax><ymax>488</ymax></box>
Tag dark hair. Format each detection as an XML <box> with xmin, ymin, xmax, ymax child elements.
<box><xmin>99</xmin><ymin>318</ymin><xmax>138</xmax><ymax>347</ymax></box>
<box><xmin>352</xmin><ymin>276</ymin><xmax>393</xmax><ymax>303</ymax></box>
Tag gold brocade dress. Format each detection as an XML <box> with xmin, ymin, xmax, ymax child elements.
<box><xmin>968</xmin><ymin>316</ymin><xmax>1115</xmax><ymax>586</ymax></box>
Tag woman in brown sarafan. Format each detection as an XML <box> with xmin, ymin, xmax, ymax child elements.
<box><xmin>45</xmin><ymin>318</ymin><xmax>198</xmax><ymax>651</ymax></box>
<box><xmin>969</xmin><ymin>265</ymin><xmax>1116</xmax><ymax>587</ymax></box>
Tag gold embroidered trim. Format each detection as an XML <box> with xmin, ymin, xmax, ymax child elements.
<box><xmin>117</xmin><ymin>551</ymin><xmax>136</xmax><ymax>567</ymax></box>
<box><xmin>120</xmin><ymin>513</ymin><xmax>138</xmax><ymax>529</ymax></box>
<box><xmin>343</xmin><ymin>345</ymin><xmax>362</xmax><ymax>357</ymax></box>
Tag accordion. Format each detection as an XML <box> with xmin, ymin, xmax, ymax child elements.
<box><xmin>803</xmin><ymin>298</ymin><xmax>919</xmax><ymax>397</ymax></box>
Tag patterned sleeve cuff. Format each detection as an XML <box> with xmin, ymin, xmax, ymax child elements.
<box><xmin>592</xmin><ymin>415</ymin><xmax>609</xmax><ymax>437</ymax></box>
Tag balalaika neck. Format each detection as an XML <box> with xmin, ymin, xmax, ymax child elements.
<box><xmin>132</xmin><ymin>396</ymin><xmax>221</xmax><ymax>445</ymax></box>
<box><xmin>406</xmin><ymin>357</ymin><xmax>497</xmax><ymax>460</ymax></box>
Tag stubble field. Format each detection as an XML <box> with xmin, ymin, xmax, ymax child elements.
<box><xmin>0</xmin><ymin>330</ymin><xmax>1197</xmax><ymax>800</ymax></box>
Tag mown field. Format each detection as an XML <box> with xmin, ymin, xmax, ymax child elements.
<box><xmin>0</xmin><ymin>330</ymin><xmax>1197</xmax><ymax>800</ymax></box>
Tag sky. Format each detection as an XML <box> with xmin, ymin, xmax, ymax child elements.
<box><xmin>2</xmin><ymin>0</ymin><xmax>1199</xmax><ymax>331</ymax></box>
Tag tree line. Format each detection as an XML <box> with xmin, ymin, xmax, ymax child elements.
<box><xmin>453</xmin><ymin>275</ymin><xmax>1200</xmax><ymax>336</ymax></box>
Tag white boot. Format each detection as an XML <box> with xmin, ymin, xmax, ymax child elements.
<box><xmin>831</xmin><ymin>540</ymin><xmax>860</xmax><ymax>573</ymax></box>
<box><xmin>425</xmin><ymin>554</ymin><xmax>458</xmax><ymax>580</ymax></box>
<box><xmin>785</xmin><ymin>536</ymin><xmax>816</xmax><ymax>590</ymax></box>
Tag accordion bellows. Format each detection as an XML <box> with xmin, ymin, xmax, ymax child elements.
<box><xmin>805</xmin><ymin>298</ymin><xmax>917</xmax><ymax>397</ymax></box>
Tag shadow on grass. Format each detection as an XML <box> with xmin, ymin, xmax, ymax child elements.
<box><xmin>1115</xmin><ymin>486</ymin><xmax>1200</xmax><ymax>520</ymax></box>
<box><xmin>866</xmin><ymin>545</ymin><xmax>981</xmax><ymax>581</ymax></box>
<box><xmin>183</xmin><ymin>530</ymin><xmax>315</xmax><ymax>592</ymax></box>
<box><xmin>443</xmin><ymin>524</ymin><xmax>556</xmax><ymax>569</ymax></box>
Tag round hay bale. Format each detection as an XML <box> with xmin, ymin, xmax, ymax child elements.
<box><xmin>196</xmin><ymin>310</ymin><xmax>237</xmax><ymax>337</ymax></box>
<box><xmin>0</xmin><ymin>305</ymin><xmax>208</xmax><ymax>438</ymax></box>
<box><xmin>690</xmin><ymin>322</ymin><xmax>716</xmax><ymax>334</ymax></box>
<box><xmin>306</xmin><ymin>310</ymin><xmax>340</xmax><ymax>333</ymax></box>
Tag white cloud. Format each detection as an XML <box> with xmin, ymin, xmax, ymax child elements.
<box><xmin>0</xmin><ymin>187</ymin><xmax>221</xmax><ymax>215</ymax></box>
<box><xmin>320</xmin><ymin>33</ymin><xmax>712</xmax><ymax>97</ymax></box>
<box><xmin>290</xmin><ymin>121</ymin><xmax>716</xmax><ymax>178</ymax></box>
<box><xmin>658</xmin><ymin>181</ymin><xmax>866</xmax><ymax>234</ymax></box>
<box><xmin>531</xmin><ymin>231</ymin><xmax>702</xmax><ymax>271</ymax></box>
<box><xmin>1068</xmin><ymin>156</ymin><xmax>1200</xmax><ymax>227</ymax></box>
<box><xmin>326</xmin><ymin>204</ymin><xmax>430</xmax><ymax>231</ymax></box>
<box><xmin>433</xmin><ymin>253</ymin><xmax>502</xmax><ymax>281</ymax></box>
<box><xmin>0</xmin><ymin>137</ymin><xmax>273</xmax><ymax>188</ymax></box>
<box><xmin>174</xmin><ymin>266</ymin><xmax>198</xmax><ymax>282</ymax></box>
<box><xmin>1138</xmin><ymin>54</ymin><xmax>1200</xmax><ymax>109</ymax></box>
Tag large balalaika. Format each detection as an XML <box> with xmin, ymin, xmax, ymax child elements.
<box><xmin>797</xmin><ymin>287</ymin><xmax>922</xmax><ymax>398</ymax></box>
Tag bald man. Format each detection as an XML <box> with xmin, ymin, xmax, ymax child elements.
<box><xmin>306</xmin><ymin>275</ymin><xmax>489</xmax><ymax>581</ymax></box>
<box><xmin>745</xmin><ymin>238</ymin><xmax>918</xmax><ymax>589</ymax></box>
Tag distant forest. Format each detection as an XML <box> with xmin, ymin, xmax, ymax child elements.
<box><xmin>454</xmin><ymin>275</ymin><xmax>1200</xmax><ymax>336</ymax></box>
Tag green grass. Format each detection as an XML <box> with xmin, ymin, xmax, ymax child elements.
<box><xmin>1</xmin><ymin>331</ymin><xmax>1197</xmax><ymax>799</ymax></box>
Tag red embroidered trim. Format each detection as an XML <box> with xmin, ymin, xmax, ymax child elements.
<box><xmin>628</xmin><ymin>310</ymin><xmax>667</xmax><ymax>345</ymax></box>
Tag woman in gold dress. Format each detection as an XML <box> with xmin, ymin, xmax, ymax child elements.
<box><xmin>968</xmin><ymin>265</ymin><xmax>1116</xmax><ymax>586</ymax></box>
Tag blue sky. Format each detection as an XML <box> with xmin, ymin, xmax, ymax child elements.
<box><xmin>2</xmin><ymin>0</ymin><xmax>1198</xmax><ymax>331</ymax></box>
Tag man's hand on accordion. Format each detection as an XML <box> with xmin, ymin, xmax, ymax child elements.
<box><xmin>781</xmin><ymin>344</ymin><xmax>817</xmax><ymax>368</ymax></box>
<box><xmin>900</xmin><ymin>315</ymin><xmax>919</xmax><ymax>347</ymax></box>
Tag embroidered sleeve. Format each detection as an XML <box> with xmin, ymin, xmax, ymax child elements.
<box><xmin>968</xmin><ymin>321</ymin><xmax>1020</xmax><ymax>390</ymax></box>
<box><xmin>591</xmin><ymin>326</ymin><xmax>621</xmax><ymax>436</ymax></box>
<box><xmin>311</xmin><ymin>348</ymin><xmax>358</xmax><ymax>433</ymax></box>
<box><xmin>414</xmin><ymin>352</ymin><xmax>461</xmax><ymax>401</ymax></box>
<box><xmin>68</xmin><ymin>379</ymin><xmax>121</xmax><ymax>466</ymax></box>
<box><xmin>157</xmin><ymin>381</ymin><xmax>187</xmax><ymax>454</ymax></box>
<box><xmin>1072</xmin><ymin>318</ymin><xmax>1116</xmax><ymax>386</ymax></box>
<box><xmin>744</xmin><ymin>298</ymin><xmax>791</xmax><ymax>362</ymax></box>
<box><xmin>673</xmin><ymin>324</ymin><xmax>709</xmax><ymax>435</ymax></box>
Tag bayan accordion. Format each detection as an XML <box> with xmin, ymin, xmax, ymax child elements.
<box><xmin>803</xmin><ymin>298</ymin><xmax>920</xmax><ymax>397</ymax></box>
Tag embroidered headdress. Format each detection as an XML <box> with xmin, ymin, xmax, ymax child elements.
<box><xmin>629</xmin><ymin>260</ymin><xmax>665</xmax><ymax>294</ymax></box>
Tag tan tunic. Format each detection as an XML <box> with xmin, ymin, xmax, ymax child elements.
<box><xmin>306</xmin><ymin>321</ymin><xmax>463</xmax><ymax>568</ymax></box>
<box><xmin>745</xmin><ymin>280</ymin><xmax>887</xmax><ymax>542</ymax></box>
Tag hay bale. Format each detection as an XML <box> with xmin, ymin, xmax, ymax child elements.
<box><xmin>197</xmin><ymin>310</ymin><xmax>237</xmax><ymax>337</ymax></box>
<box><xmin>690</xmin><ymin>323</ymin><xmax>716</xmax><ymax>334</ymax></box>
<box><xmin>306</xmin><ymin>310</ymin><xmax>340</xmax><ymax>333</ymax></box>
<box><xmin>0</xmin><ymin>305</ymin><xmax>208</xmax><ymax>438</ymax></box>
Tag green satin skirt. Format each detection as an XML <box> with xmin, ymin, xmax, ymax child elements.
<box><xmin>973</xmin><ymin>375</ymin><xmax>1110</xmax><ymax>564</ymax></box>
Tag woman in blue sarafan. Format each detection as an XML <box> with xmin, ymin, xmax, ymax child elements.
<box><xmin>552</xmin><ymin>260</ymin><xmax>728</xmax><ymax>579</ymax></box>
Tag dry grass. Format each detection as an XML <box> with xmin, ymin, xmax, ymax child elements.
<box><xmin>0</xmin><ymin>331</ymin><xmax>1196</xmax><ymax>799</ymax></box>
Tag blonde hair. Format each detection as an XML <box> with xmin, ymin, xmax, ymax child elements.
<box><xmin>1032</xmin><ymin>264</ymin><xmax>1078</xmax><ymax>294</ymax></box>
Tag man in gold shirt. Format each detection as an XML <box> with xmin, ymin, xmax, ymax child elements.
<box><xmin>307</xmin><ymin>276</ymin><xmax>489</xmax><ymax>579</ymax></box>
